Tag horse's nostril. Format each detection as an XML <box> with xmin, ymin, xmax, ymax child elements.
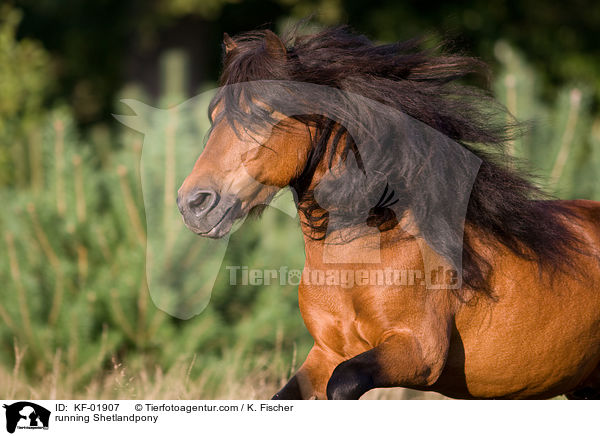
<box><xmin>190</xmin><ymin>193</ymin><xmax>210</xmax><ymax>209</ymax></box>
<box><xmin>187</xmin><ymin>189</ymin><xmax>219</xmax><ymax>217</ymax></box>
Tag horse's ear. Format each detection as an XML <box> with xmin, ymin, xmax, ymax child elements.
<box><xmin>264</xmin><ymin>29</ymin><xmax>286</xmax><ymax>59</ymax></box>
<box><xmin>223</xmin><ymin>32</ymin><xmax>237</xmax><ymax>54</ymax></box>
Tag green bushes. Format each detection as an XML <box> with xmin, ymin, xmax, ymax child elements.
<box><xmin>0</xmin><ymin>6</ymin><xmax>53</xmax><ymax>188</ymax></box>
<box><xmin>494</xmin><ymin>41</ymin><xmax>600</xmax><ymax>200</ymax></box>
<box><xmin>0</xmin><ymin>102</ymin><xmax>311</xmax><ymax>395</ymax></box>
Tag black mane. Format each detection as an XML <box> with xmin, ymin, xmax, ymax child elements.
<box><xmin>213</xmin><ymin>26</ymin><xmax>584</xmax><ymax>294</ymax></box>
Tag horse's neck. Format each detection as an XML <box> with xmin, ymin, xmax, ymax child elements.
<box><xmin>299</xmin><ymin>220</ymin><xmax>422</xmax><ymax>268</ymax></box>
<box><xmin>303</xmin><ymin>226</ymin><xmax>384</xmax><ymax>264</ymax></box>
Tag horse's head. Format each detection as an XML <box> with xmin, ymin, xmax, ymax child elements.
<box><xmin>178</xmin><ymin>103</ymin><xmax>312</xmax><ymax>238</ymax></box>
<box><xmin>177</xmin><ymin>109</ymin><xmax>310</xmax><ymax>238</ymax></box>
<box><xmin>178</xmin><ymin>31</ymin><xmax>317</xmax><ymax>238</ymax></box>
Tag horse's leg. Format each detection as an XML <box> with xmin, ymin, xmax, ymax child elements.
<box><xmin>326</xmin><ymin>333</ymin><xmax>448</xmax><ymax>400</ymax></box>
<box><xmin>272</xmin><ymin>347</ymin><xmax>341</xmax><ymax>400</ymax></box>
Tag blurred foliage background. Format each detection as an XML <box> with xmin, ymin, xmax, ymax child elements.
<box><xmin>0</xmin><ymin>0</ymin><xmax>598</xmax><ymax>399</ymax></box>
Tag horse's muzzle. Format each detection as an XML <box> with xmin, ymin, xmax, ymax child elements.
<box><xmin>177</xmin><ymin>188</ymin><xmax>241</xmax><ymax>238</ymax></box>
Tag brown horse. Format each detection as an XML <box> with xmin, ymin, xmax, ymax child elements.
<box><xmin>177</xmin><ymin>27</ymin><xmax>600</xmax><ymax>399</ymax></box>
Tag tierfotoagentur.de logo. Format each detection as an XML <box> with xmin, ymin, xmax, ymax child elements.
<box><xmin>2</xmin><ymin>402</ymin><xmax>50</xmax><ymax>434</ymax></box>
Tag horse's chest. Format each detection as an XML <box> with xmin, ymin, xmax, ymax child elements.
<box><xmin>297</xmin><ymin>283</ymin><xmax>381</xmax><ymax>357</ymax></box>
